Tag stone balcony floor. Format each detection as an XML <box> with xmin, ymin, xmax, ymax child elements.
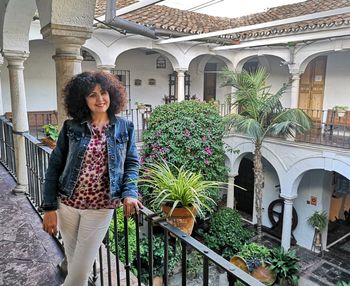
<box><xmin>0</xmin><ymin>163</ymin><xmax>349</xmax><ymax>286</ymax></box>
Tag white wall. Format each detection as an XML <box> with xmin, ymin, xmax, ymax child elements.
<box><xmin>261</xmin><ymin>159</ymin><xmax>281</xmax><ymax>228</ymax></box>
<box><xmin>288</xmin><ymin>170</ymin><xmax>332</xmax><ymax>249</ymax></box>
<box><xmin>0</xmin><ymin>40</ymin><xmax>57</xmax><ymax>112</ymax></box>
<box><xmin>116</xmin><ymin>50</ymin><xmax>174</xmax><ymax>109</ymax></box>
<box><xmin>324</xmin><ymin>52</ymin><xmax>350</xmax><ymax>110</ymax></box>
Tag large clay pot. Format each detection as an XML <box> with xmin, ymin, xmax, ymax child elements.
<box><xmin>162</xmin><ymin>205</ymin><xmax>196</xmax><ymax>235</ymax></box>
<box><xmin>229</xmin><ymin>255</ymin><xmax>249</xmax><ymax>273</ymax></box>
<box><xmin>251</xmin><ymin>262</ymin><xmax>276</xmax><ymax>286</ymax></box>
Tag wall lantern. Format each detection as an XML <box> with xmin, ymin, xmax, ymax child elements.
<box><xmin>156</xmin><ymin>55</ymin><xmax>166</xmax><ymax>69</ymax></box>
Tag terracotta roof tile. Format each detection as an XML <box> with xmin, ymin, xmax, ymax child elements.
<box><xmin>95</xmin><ymin>0</ymin><xmax>350</xmax><ymax>42</ymax></box>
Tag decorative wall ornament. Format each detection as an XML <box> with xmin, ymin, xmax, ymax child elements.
<box><xmin>134</xmin><ymin>79</ymin><xmax>142</xmax><ymax>86</ymax></box>
<box><xmin>148</xmin><ymin>78</ymin><xmax>156</xmax><ymax>85</ymax></box>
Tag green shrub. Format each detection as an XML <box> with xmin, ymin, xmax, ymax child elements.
<box><xmin>239</xmin><ymin>243</ymin><xmax>270</xmax><ymax>261</ymax></box>
<box><xmin>336</xmin><ymin>282</ymin><xmax>350</xmax><ymax>286</ymax></box>
<box><xmin>140</xmin><ymin>101</ymin><xmax>228</xmax><ymax>206</ymax></box>
<box><xmin>268</xmin><ymin>247</ymin><xmax>300</xmax><ymax>286</ymax></box>
<box><xmin>200</xmin><ymin>207</ymin><xmax>254</xmax><ymax>259</ymax></box>
<box><xmin>137</xmin><ymin>233</ymin><xmax>180</xmax><ymax>282</ymax></box>
<box><xmin>108</xmin><ymin>208</ymin><xmax>137</xmax><ymax>263</ymax></box>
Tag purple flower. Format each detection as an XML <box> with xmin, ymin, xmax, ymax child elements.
<box><xmin>184</xmin><ymin>129</ymin><xmax>191</xmax><ymax>138</ymax></box>
<box><xmin>205</xmin><ymin>146</ymin><xmax>213</xmax><ymax>156</ymax></box>
<box><xmin>202</xmin><ymin>135</ymin><xmax>207</xmax><ymax>143</ymax></box>
<box><xmin>204</xmin><ymin>159</ymin><xmax>209</xmax><ymax>165</ymax></box>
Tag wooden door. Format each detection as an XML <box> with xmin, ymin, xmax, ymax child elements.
<box><xmin>204</xmin><ymin>63</ymin><xmax>217</xmax><ymax>102</ymax></box>
<box><xmin>298</xmin><ymin>56</ymin><xmax>327</xmax><ymax>121</ymax></box>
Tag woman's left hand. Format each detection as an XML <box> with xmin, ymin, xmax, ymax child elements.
<box><xmin>123</xmin><ymin>197</ymin><xmax>143</xmax><ymax>218</ymax></box>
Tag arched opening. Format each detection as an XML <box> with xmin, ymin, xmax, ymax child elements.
<box><xmin>234</xmin><ymin>157</ymin><xmax>254</xmax><ymax>220</ymax></box>
<box><xmin>327</xmin><ymin>172</ymin><xmax>350</xmax><ymax>247</ymax></box>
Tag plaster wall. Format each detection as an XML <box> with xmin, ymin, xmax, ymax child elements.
<box><xmin>0</xmin><ymin>40</ymin><xmax>57</xmax><ymax>113</ymax></box>
<box><xmin>323</xmin><ymin>52</ymin><xmax>350</xmax><ymax>110</ymax></box>
<box><xmin>116</xmin><ymin>50</ymin><xmax>173</xmax><ymax>108</ymax></box>
<box><xmin>261</xmin><ymin>161</ymin><xmax>281</xmax><ymax>228</ymax></box>
<box><xmin>293</xmin><ymin>170</ymin><xmax>332</xmax><ymax>249</ymax></box>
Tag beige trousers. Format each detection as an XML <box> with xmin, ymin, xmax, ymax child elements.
<box><xmin>58</xmin><ymin>203</ymin><xmax>114</xmax><ymax>286</ymax></box>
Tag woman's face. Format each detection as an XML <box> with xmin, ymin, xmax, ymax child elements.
<box><xmin>86</xmin><ymin>84</ymin><xmax>110</xmax><ymax>116</ymax></box>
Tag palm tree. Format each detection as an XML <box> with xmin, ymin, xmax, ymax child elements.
<box><xmin>222</xmin><ymin>67</ymin><xmax>312</xmax><ymax>242</ymax></box>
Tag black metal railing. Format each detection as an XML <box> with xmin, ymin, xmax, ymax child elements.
<box><xmin>0</xmin><ymin>116</ymin><xmax>16</xmax><ymax>177</ymax></box>
<box><xmin>94</xmin><ymin>207</ymin><xmax>264</xmax><ymax>286</ymax></box>
<box><xmin>24</xmin><ymin>132</ymin><xmax>52</xmax><ymax>208</ymax></box>
<box><xmin>19</xmin><ymin>125</ymin><xmax>263</xmax><ymax>286</ymax></box>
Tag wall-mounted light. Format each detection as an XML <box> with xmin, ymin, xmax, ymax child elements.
<box><xmin>156</xmin><ymin>55</ymin><xmax>166</xmax><ymax>69</ymax></box>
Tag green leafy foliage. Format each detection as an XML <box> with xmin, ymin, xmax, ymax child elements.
<box><xmin>336</xmin><ymin>282</ymin><xmax>350</xmax><ymax>286</ymax></box>
<box><xmin>140</xmin><ymin>101</ymin><xmax>228</xmax><ymax>206</ymax></box>
<box><xmin>268</xmin><ymin>247</ymin><xmax>300</xmax><ymax>286</ymax></box>
<box><xmin>138</xmin><ymin>160</ymin><xmax>220</xmax><ymax>217</ymax></box>
<box><xmin>138</xmin><ymin>233</ymin><xmax>180</xmax><ymax>281</ymax></box>
<box><xmin>200</xmin><ymin>207</ymin><xmax>254</xmax><ymax>259</ymax></box>
<box><xmin>108</xmin><ymin>208</ymin><xmax>137</xmax><ymax>263</ymax></box>
<box><xmin>42</xmin><ymin>124</ymin><xmax>59</xmax><ymax>141</ymax></box>
<box><xmin>239</xmin><ymin>243</ymin><xmax>270</xmax><ymax>261</ymax></box>
<box><xmin>307</xmin><ymin>211</ymin><xmax>328</xmax><ymax>231</ymax></box>
<box><xmin>187</xmin><ymin>251</ymin><xmax>204</xmax><ymax>277</ymax></box>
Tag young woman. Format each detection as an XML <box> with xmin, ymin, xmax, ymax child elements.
<box><xmin>42</xmin><ymin>71</ymin><xmax>142</xmax><ymax>286</ymax></box>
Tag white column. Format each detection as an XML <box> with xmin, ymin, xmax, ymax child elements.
<box><xmin>281</xmin><ymin>198</ymin><xmax>294</xmax><ymax>250</ymax></box>
<box><xmin>4</xmin><ymin>50</ymin><xmax>30</xmax><ymax>193</ymax></box>
<box><xmin>0</xmin><ymin>54</ymin><xmax>4</xmax><ymax>115</ymax></box>
<box><xmin>290</xmin><ymin>73</ymin><xmax>300</xmax><ymax>108</ymax></box>
<box><xmin>226</xmin><ymin>174</ymin><xmax>236</xmax><ymax>208</ymax></box>
<box><xmin>176</xmin><ymin>69</ymin><xmax>186</xmax><ymax>101</ymax></box>
<box><xmin>41</xmin><ymin>25</ymin><xmax>92</xmax><ymax>128</ymax></box>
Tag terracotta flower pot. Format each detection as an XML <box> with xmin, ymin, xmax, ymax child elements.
<box><xmin>42</xmin><ymin>137</ymin><xmax>56</xmax><ymax>149</ymax></box>
<box><xmin>162</xmin><ymin>205</ymin><xmax>196</xmax><ymax>235</ymax></box>
<box><xmin>251</xmin><ymin>262</ymin><xmax>276</xmax><ymax>286</ymax></box>
<box><xmin>229</xmin><ymin>255</ymin><xmax>249</xmax><ymax>273</ymax></box>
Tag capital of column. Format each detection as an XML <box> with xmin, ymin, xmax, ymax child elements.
<box><xmin>3</xmin><ymin>50</ymin><xmax>29</xmax><ymax>68</ymax></box>
<box><xmin>175</xmin><ymin>69</ymin><xmax>187</xmax><ymax>76</ymax></box>
<box><xmin>291</xmin><ymin>73</ymin><xmax>300</xmax><ymax>81</ymax></box>
<box><xmin>41</xmin><ymin>23</ymin><xmax>92</xmax><ymax>55</ymax></box>
<box><xmin>97</xmin><ymin>65</ymin><xmax>115</xmax><ymax>72</ymax></box>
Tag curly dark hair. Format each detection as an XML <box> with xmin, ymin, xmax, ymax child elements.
<box><xmin>64</xmin><ymin>71</ymin><xmax>127</xmax><ymax>122</ymax></box>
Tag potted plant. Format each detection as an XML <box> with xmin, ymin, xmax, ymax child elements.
<box><xmin>333</xmin><ymin>105</ymin><xmax>348</xmax><ymax>117</ymax></box>
<box><xmin>42</xmin><ymin>124</ymin><xmax>59</xmax><ymax>148</ymax></box>
<box><xmin>236</xmin><ymin>243</ymin><xmax>275</xmax><ymax>285</ymax></box>
<box><xmin>138</xmin><ymin>160</ymin><xmax>220</xmax><ymax>235</ymax></box>
<box><xmin>307</xmin><ymin>210</ymin><xmax>328</xmax><ymax>251</ymax></box>
<box><xmin>268</xmin><ymin>247</ymin><xmax>300</xmax><ymax>286</ymax></box>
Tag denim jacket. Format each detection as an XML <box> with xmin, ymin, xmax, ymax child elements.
<box><xmin>42</xmin><ymin>116</ymin><xmax>139</xmax><ymax>211</ymax></box>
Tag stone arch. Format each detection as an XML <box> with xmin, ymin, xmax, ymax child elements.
<box><xmin>1</xmin><ymin>0</ymin><xmax>37</xmax><ymax>52</ymax></box>
<box><xmin>189</xmin><ymin>54</ymin><xmax>233</xmax><ymax>75</ymax></box>
<box><xmin>115</xmin><ymin>47</ymin><xmax>180</xmax><ymax>70</ymax></box>
<box><xmin>295</xmin><ymin>38</ymin><xmax>350</xmax><ymax>73</ymax></box>
<box><xmin>81</xmin><ymin>46</ymin><xmax>102</xmax><ymax>66</ymax></box>
<box><xmin>235</xmin><ymin>50</ymin><xmax>289</xmax><ymax>72</ymax></box>
<box><xmin>230</xmin><ymin>142</ymin><xmax>286</xmax><ymax>180</ymax></box>
<box><xmin>282</xmin><ymin>155</ymin><xmax>350</xmax><ymax>198</ymax></box>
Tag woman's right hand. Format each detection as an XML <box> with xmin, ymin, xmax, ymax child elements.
<box><xmin>43</xmin><ymin>211</ymin><xmax>58</xmax><ymax>236</ymax></box>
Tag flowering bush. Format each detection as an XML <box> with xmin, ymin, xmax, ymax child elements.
<box><xmin>140</xmin><ymin>100</ymin><xmax>228</xmax><ymax>205</ymax></box>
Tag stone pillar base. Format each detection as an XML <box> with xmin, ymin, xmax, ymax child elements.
<box><xmin>12</xmin><ymin>184</ymin><xmax>27</xmax><ymax>193</ymax></box>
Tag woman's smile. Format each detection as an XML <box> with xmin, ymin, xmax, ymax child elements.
<box><xmin>86</xmin><ymin>84</ymin><xmax>110</xmax><ymax>115</ymax></box>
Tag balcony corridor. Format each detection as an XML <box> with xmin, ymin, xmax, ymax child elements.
<box><xmin>0</xmin><ymin>165</ymin><xmax>64</xmax><ymax>286</ymax></box>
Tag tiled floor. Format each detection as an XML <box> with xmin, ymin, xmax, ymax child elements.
<box><xmin>0</xmin><ymin>163</ymin><xmax>349</xmax><ymax>286</ymax></box>
<box><xmin>0</xmin><ymin>166</ymin><xmax>64</xmax><ymax>286</ymax></box>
